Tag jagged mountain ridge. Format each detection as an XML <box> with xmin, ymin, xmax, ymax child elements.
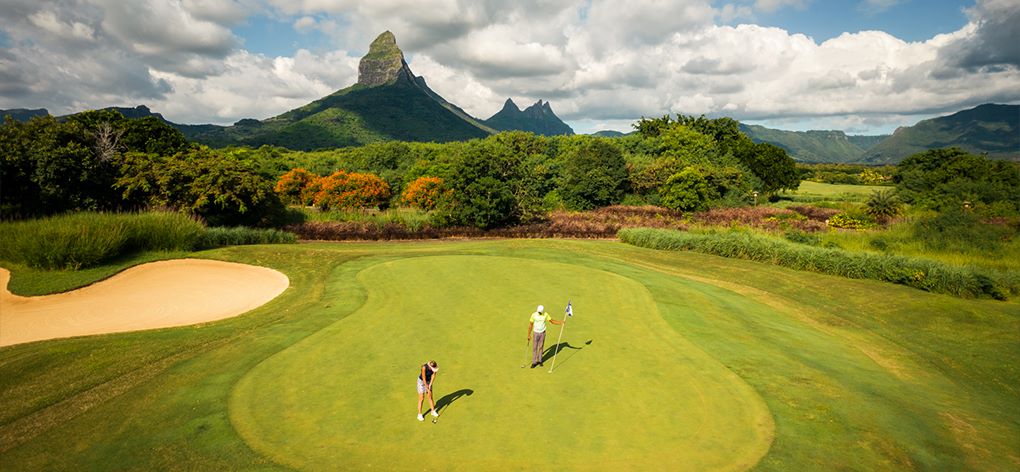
<box><xmin>483</xmin><ymin>98</ymin><xmax>574</xmax><ymax>136</ymax></box>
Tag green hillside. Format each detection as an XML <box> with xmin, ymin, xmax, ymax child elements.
<box><xmin>591</xmin><ymin>130</ymin><xmax>626</xmax><ymax>137</ymax></box>
<box><xmin>739</xmin><ymin>123</ymin><xmax>887</xmax><ymax>163</ymax></box>
<box><xmin>0</xmin><ymin>108</ymin><xmax>49</xmax><ymax>122</ymax></box>
<box><xmin>846</xmin><ymin>134</ymin><xmax>886</xmax><ymax>150</ymax></box>
<box><xmin>861</xmin><ymin>103</ymin><xmax>1020</xmax><ymax>164</ymax></box>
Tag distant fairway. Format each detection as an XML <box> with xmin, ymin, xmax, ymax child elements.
<box><xmin>1</xmin><ymin>239</ymin><xmax>1017</xmax><ymax>470</ymax></box>
<box><xmin>231</xmin><ymin>255</ymin><xmax>771</xmax><ymax>470</ymax></box>
<box><xmin>793</xmin><ymin>180</ymin><xmax>887</xmax><ymax>197</ymax></box>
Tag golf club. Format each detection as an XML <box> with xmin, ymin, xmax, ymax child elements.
<box><xmin>521</xmin><ymin>338</ymin><xmax>530</xmax><ymax>368</ymax></box>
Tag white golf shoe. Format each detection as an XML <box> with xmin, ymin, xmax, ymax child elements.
<box><xmin>417</xmin><ymin>413</ymin><xmax>424</xmax><ymax>421</ymax></box>
<box><xmin>431</xmin><ymin>410</ymin><xmax>439</xmax><ymax>417</ymax></box>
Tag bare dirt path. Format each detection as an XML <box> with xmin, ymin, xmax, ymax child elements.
<box><xmin>0</xmin><ymin>259</ymin><xmax>289</xmax><ymax>347</ymax></box>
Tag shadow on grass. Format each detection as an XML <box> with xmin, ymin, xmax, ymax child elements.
<box><xmin>541</xmin><ymin>339</ymin><xmax>593</xmax><ymax>369</ymax></box>
<box><xmin>435</xmin><ymin>388</ymin><xmax>474</xmax><ymax>415</ymax></box>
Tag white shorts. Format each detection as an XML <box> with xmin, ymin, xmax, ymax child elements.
<box><xmin>417</xmin><ymin>378</ymin><xmax>428</xmax><ymax>394</ymax></box>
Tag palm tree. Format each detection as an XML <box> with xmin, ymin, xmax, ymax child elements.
<box><xmin>865</xmin><ymin>189</ymin><xmax>902</xmax><ymax>225</ymax></box>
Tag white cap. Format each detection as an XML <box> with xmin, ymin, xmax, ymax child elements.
<box><xmin>537</xmin><ymin>305</ymin><xmax>544</xmax><ymax>313</ymax></box>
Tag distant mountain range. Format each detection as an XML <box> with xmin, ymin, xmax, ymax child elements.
<box><xmin>591</xmin><ymin>130</ymin><xmax>628</xmax><ymax>138</ymax></box>
<box><xmin>859</xmin><ymin>104</ymin><xmax>1019</xmax><ymax>164</ymax></box>
<box><xmin>738</xmin><ymin>125</ymin><xmax>889</xmax><ymax>164</ymax></box>
<box><xmin>0</xmin><ymin>108</ymin><xmax>49</xmax><ymax>122</ymax></box>
<box><xmin>2</xmin><ymin>33</ymin><xmax>1015</xmax><ymax>161</ymax></box>
<box><xmin>740</xmin><ymin>103</ymin><xmax>1018</xmax><ymax>163</ymax></box>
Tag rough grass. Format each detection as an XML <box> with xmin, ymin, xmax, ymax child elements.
<box><xmin>0</xmin><ymin>240</ymin><xmax>1016</xmax><ymax>470</ymax></box>
<box><xmin>0</xmin><ymin>212</ymin><xmax>204</xmax><ymax>270</ymax></box>
<box><xmin>619</xmin><ymin>227</ymin><xmax>1020</xmax><ymax>300</ymax></box>
<box><xmin>0</xmin><ymin>212</ymin><xmax>296</xmax><ymax>270</ymax></box>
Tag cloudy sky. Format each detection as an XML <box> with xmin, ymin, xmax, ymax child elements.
<box><xmin>1</xmin><ymin>0</ymin><xmax>1018</xmax><ymax>135</ymax></box>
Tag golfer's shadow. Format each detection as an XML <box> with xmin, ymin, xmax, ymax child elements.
<box><xmin>541</xmin><ymin>340</ymin><xmax>593</xmax><ymax>367</ymax></box>
<box><xmin>435</xmin><ymin>388</ymin><xmax>473</xmax><ymax>414</ymax></box>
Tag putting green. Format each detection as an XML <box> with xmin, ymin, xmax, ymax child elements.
<box><xmin>230</xmin><ymin>255</ymin><xmax>773</xmax><ymax>470</ymax></box>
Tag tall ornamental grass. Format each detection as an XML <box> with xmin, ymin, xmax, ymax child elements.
<box><xmin>0</xmin><ymin>212</ymin><xmax>203</xmax><ymax>270</ymax></box>
<box><xmin>302</xmin><ymin>207</ymin><xmax>433</xmax><ymax>231</ymax></box>
<box><xmin>0</xmin><ymin>212</ymin><xmax>296</xmax><ymax>270</ymax></box>
<box><xmin>619</xmin><ymin>227</ymin><xmax>1019</xmax><ymax>300</ymax></box>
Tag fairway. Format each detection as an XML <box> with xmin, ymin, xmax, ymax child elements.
<box><xmin>1</xmin><ymin>239</ymin><xmax>1017</xmax><ymax>470</ymax></box>
<box><xmin>231</xmin><ymin>255</ymin><xmax>771</xmax><ymax>470</ymax></box>
<box><xmin>793</xmin><ymin>180</ymin><xmax>888</xmax><ymax>197</ymax></box>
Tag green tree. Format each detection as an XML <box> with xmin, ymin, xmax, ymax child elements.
<box><xmin>559</xmin><ymin>138</ymin><xmax>628</xmax><ymax>210</ymax></box>
<box><xmin>438</xmin><ymin>140</ymin><xmax>521</xmax><ymax>229</ymax></box>
<box><xmin>119</xmin><ymin>116</ymin><xmax>191</xmax><ymax>155</ymax></box>
<box><xmin>633</xmin><ymin>115</ymin><xmax>675</xmax><ymax>138</ymax></box>
<box><xmin>675</xmin><ymin>115</ymin><xmax>746</xmax><ymax>156</ymax></box>
<box><xmin>0</xmin><ymin>116</ymin><xmax>55</xmax><ymax>217</ymax></box>
<box><xmin>894</xmin><ymin>147</ymin><xmax>1020</xmax><ymax>213</ymax></box>
<box><xmin>0</xmin><ymin>110</ymin><xmax>195</xmax><ymax>219</ymax></box>
<box><xmin>737</xmin><ymin>142</ymin><xmax>800</xmax><ymax>194</ymax></box>
<box><xmin>118</xmin><ymin>149</ymin><xmax>285</xmax><ymax>227</ymax></box>
<box><xmin>659</xmin><ymin>167</ymin><xmax>711</xmax><ymax>211</ymax></box>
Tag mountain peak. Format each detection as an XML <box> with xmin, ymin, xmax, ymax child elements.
<box><xmin>501</xmin><ymin>98</ymin><xmax>521</xmax><ymax>112</ymax></box>
<box><xmin>522</xmin><ymin>100</ymin><xmax>554</xmax><ymax>118</ymax></box>
<box><xmin>358</xmin><ymin>31</ymin><xmax>413</xmax><ymax>87</ymax></box>
<box><xmin>484</xmin><ymin>98</ymin><xmax>574</xmax><ymax>136</ymax></box>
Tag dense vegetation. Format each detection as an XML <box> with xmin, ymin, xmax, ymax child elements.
<box><xmin>2</xmin><ymin>109</ymin><xmax>798</xmax><ymax>229</ymax></box>
<box><xmin>1</xmin><ymin>111</ymin><xmax>284</xmax><ymax>226</ymax></box>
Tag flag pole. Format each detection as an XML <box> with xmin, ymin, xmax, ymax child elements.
<box><xmin>548</xmin><ymin>300</ymin><xmax>570</xmax><ymax>373</ymax></box>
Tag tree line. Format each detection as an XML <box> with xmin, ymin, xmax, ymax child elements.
<box><xmin>12</xmin><ymin>109</ymin><xmax>1013</xmax><ymax>231</ymax></box>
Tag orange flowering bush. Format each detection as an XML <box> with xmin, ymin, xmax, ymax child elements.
<box><xmin>275</xmin><ymin>168</ymin><xmax>317</xmax><ymax>205</ymax></box>
<box><xmin>402</xmin><ymin>176</ymin><xmax>449</xmax><ymax>210</ymax></box>
<box><xmin>312</xmin><ymin>170</ymin><xmax>391</xmax><ymax>210</ymax></box>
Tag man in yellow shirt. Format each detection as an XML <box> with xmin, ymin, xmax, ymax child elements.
<box><xmin>527</xmin><ymin>305</ymin><xmax>565</xmax><ymax>368</ymax></box>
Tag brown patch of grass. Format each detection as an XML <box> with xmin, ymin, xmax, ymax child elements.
<box><xmin>286</xmin><ymin>205</ymin><xmax>689</xmax><ymax>241</ymax></box>
<box><xmin>693</xmin><ymin>207</ymin><xmax>828</xmax><ymax>232</ymax></box>
<box><xmin>788</xmin><ymin>205</ymin><xmax>842</xmax><ymax>222</ymax></box>
<box><xmin>286</xmin><ymin>204</ymin><xmax>845</xmax><ymax>241</ymax></box>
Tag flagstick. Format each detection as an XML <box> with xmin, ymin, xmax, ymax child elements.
<box><xmin>548</xmin><ymin>312</ymin><xmax>567</xmax><ymax>374</ymax></box>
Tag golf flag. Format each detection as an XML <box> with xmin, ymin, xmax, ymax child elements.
<box><xmin>565</xmin><ymin>300</ymin><xmax>573</xmax><ymax>317</ymax></box>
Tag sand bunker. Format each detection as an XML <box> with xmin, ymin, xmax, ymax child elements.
<box><xmin>0</xmin><ymin>259</ymin><xmax>289</xmax><ymax>347</ymax></box>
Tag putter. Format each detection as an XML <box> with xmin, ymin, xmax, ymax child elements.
<box><xmin>429</xmin><ymin>385</ymin><xmax>439</xmax><ymax>423</ymax></box>
<box><xmin>521</xmin><ymin>338</ymin><xmax>530</xmax><ymax>368</ymax></box>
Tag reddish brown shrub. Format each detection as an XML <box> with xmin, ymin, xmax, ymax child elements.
<box><xmin>788</xmin><ymin>205</ymin><xmax>841</xmax><ymax>221</ymax></box>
